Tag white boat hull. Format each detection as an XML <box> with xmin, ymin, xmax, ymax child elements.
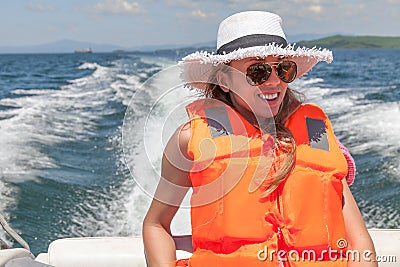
<box><xmin>1</xmin><ymin>229</ymin><xmax>399</xmax><ymax>267</ymax></box>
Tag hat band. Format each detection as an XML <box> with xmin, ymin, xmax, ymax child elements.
<box><xmin>217</xmin><ymin>34</ymin><xmax>287</xmax><ymax>55</ymax></box>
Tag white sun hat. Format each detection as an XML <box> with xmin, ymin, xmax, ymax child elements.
<box><xmin>180</xmin><ymin>11</ymin><xmax>333</xmax><ymax>90</ymax></box>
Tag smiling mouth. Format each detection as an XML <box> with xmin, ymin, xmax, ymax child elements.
<box><xmin>258</xmin><ymin>92</ymin><xmax>279</xmax><ymax>101</ymax></box>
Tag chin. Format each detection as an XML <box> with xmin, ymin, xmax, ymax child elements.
<box><xmin>269</xmin><ymin>107</ymin><xmax>280</xmax><ymax>117</ymax></box>
<box><xmin>255</xmin><ymin>110</ymin><xmax>275</xmax><ymax>119</ymax></box>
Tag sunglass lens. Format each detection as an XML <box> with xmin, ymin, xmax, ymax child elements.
<box><xmin>276</xmin><ymin>61</ymin><xmax>297</xmax><ymax>83</ymax></box>
<box><xmin>246</xmin><ymin>64</ymin><xmax>272</xmax><ymax>86</ymax></box>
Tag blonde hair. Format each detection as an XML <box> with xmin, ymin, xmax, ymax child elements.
<box><xmin>202</xmin><ymin>65</ymin><xmax>304</xmax><ymax>196</ymax></box>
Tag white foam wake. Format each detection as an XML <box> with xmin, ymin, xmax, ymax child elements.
<box><xmin>122</xmin><ymin>63</ymin><xmax>197</xmax><ymax>236</ymax></box>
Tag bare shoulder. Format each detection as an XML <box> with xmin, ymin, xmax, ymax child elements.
<box><xmin>165</xmin><ymin>121</ymin><xmax>191</xmax><ymax>161</ymax></box>
<box><xmin>161</xmin><ymin>122</ymin><xmax>192</xmax><ymax>187</ymax></box>
<box><xmin>178</xmin><ymin>121</ymin><xmax>191</xmax><ymax>151</ymax></box>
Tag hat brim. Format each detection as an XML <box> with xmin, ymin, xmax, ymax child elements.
<box><xmin>180</xmin><ymin>44</ymin><xmax>333</xmax><ymax>90</ymax></box>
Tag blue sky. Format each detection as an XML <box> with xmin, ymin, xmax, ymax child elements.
<box><xmin>1</xmin><ymin>0</ymin><xmax>399</xmax><ymax>48</ymax></box>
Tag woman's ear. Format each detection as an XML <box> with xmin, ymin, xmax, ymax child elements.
<box><xmin>216</xmin><ymin>70</ymin><xmax>230</xmax><ymax>93</ymax></box>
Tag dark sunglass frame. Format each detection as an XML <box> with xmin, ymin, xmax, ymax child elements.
<box><xmin>246</xmin><ymin>61</ymin><xmax>297</xmax><ymax>85</ymax></box>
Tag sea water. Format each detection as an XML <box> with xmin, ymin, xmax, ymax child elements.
<box><xmin>0</xmin><ymin>48</ymin><xmax>399</xmax><ymax>255</ymax></box>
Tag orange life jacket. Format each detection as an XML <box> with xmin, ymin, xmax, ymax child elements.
<box><xmin>184</xmin><ymin>99</ymin><xmax>348</xmax><ymax>267</ymax></box>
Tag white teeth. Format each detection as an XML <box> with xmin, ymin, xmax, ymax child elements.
<box><xmin>258</xmin><ymin>93</ymin><xmax>278</xmax><ymax>100</ymax></box>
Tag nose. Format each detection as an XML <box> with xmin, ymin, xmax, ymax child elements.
<box><xmin>263</xmin><ymin>67</ymin><xmax>281</xmax><ymax>86</ymax></box>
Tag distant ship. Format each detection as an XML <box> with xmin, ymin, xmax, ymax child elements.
<box><xmin>74</xmin><ymin>48</ymin><xmax>93</xmax><ymax>53</ymax></box>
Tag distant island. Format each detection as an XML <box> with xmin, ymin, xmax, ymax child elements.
<box><xmin>297</xmin><ymin>35</ymin><xmax>400</xmax><ymax>48</ymax></box>
<box><xmin>1</xmin><ymin>35</ymin><xmax>399</xmax><ymax>54</ymax></box>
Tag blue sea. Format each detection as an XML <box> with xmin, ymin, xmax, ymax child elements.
<box><xmin>0</xmin><ymin>48</ymin><xmax>399</xmax><ymax>255</ymax></box>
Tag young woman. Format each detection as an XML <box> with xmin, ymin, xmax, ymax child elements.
<box><xmin>143</xmin><ymin>11</ymin><xmax>377</xmax><ymax>267</ymax></box>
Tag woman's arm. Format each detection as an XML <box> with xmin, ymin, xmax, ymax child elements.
<box><xmin>143</xmin><ymin>123</ymin><xmax>192</xmax><ymax>267</ymax></box>
<box><xmin>342</xmin><ymin>179</ymin><xmax>378</xmax><ymax>267</ymax></box>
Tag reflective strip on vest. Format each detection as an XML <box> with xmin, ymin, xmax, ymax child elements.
<box><xmin>306</xmin><ymin>117</ymin><xmax>330</xmax><ymax>151</ymax></box>
<box><xmin>204</xmin><ymin>105</ymin><xmax>234</xmax><ymax>138</ymax></box>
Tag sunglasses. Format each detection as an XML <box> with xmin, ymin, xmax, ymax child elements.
<box><xmin>246</xmin><ymin>61</ymin><xmax>297</xmax><ymax>85</ymax></box>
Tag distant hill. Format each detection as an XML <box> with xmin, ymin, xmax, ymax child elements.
<box><xmin>129</xmin><ymin>41</ymin><xmax>216</xmax><ymax>52</ymax></box>
<box><xmin>297</xmin><ymin>35</ymin><xmax>400</xmax><ymax>48</ymax></box>
<box><xmin>286</xmin><ymin>33</ymin><xmax>349</xmax><ymax>43</ymax></box>
<box><xmin>1</xmin><ymin>35</ymin><xmax>399</xmax><ymax>54</ymax></box>
<box><xmin>0</xmin><ymin>39</ymin><xmax>124</xmax><ymax>54</ymax></box>
<box><xmin>0</xmin><ymin>39</ymin><xmax>210</xmax><ymax>54</ymax></box>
